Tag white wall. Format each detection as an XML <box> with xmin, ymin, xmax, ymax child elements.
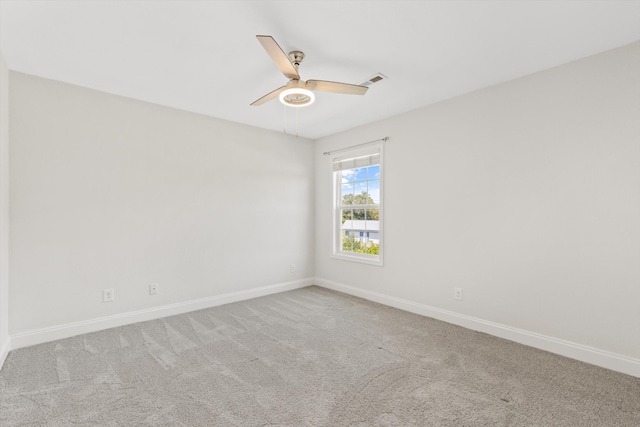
<box><xmin>0</xmin><ymin>52</ymin><xmax>9</xmax><ymax>367</ymax></box>
<box><xmin>9</xmin><ymin>72</ymin><xmax>314</xmax><ymax>340</ymax></box>
<box><xmin>315</xmin><ymin>42</ymin><xmax>640</xmax><ymax>375</ymax></box>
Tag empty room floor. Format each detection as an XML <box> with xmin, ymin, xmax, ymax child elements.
<box><xmin>1</xmin><ymin>286</ymin><xmax>639</xmax><ymax>426</ymax></box>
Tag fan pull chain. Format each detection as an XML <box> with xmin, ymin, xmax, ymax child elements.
<box><xmin>283</xmin><ymin>104</ymin><xmax>287</xmax><ymax>134</ymax></box>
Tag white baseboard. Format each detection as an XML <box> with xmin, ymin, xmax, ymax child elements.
<box><xmin>0</xmin><ymin>336</ymin><xmax>9</xmax><ymax>370</ymax></box>
<box><xmin>9</xmin><ymin>278</ymin><xmax>314</xmax><ymax>351</ymax></box>
<box><xmin>314</xmin><ymin>277</ymin><xmax>640</xmax><ymax>378</ymax></box>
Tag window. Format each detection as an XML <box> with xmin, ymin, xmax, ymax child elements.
<box><xmin>332</xmin><ymin>144</ymin><xmax>383</xmax><ymax>265</ymax></box>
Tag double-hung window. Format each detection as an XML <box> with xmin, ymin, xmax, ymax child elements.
<box><xmin>331</xmin><ymin>144</ymin><xmax>383</xmax><ymax>266</ymax></box>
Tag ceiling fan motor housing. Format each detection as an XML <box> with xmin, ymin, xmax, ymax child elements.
<box><xmin>288</xmin><ymin>51</ymin><xmax>305</xmax><ymax>67</ymax></box>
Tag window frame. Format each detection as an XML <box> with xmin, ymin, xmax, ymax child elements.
<box><xmin>330</xmin><ymin>143</ymin><xmax>383</xmax><ymax>266</ymax></box>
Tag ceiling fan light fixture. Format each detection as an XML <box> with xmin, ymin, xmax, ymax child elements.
<box><xmin>279</xmin><ymin>88</ymin><xmax>315</xmax><ymax>107</ymax></box>
<box><xmin>251</xmin><ymin>36</ymin><xmax>367</xmax><ymax>107</ymax></box>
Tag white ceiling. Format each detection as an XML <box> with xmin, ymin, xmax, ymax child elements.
<box><xmin>1</xmin><ymin>1</ymin><xmax>639</xmax><ymax>139</ymax></box>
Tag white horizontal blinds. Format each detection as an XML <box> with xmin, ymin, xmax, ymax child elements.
<box><xmin>333</xmin><ymin>152</ymin><xmax>380</xmax><ymax>172</ymax></box>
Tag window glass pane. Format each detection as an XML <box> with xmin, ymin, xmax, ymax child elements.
<box><xmin>366</xmin><ymin>208</ymin><xmax>380</xmax><ymax>222</ymax></box>
<box><xmin>341</xmin><ymin>209</ymin><xmax>353</xmax><ymax>225</ymax></box>
<box><xmin>341</xmin><ymin>169</ymin><xmax>356</xmax><ymax>183</ymax></box>
<box><xmin>364</xmin><ymin>210</ymin><xmax>380</xmax><ymax>255</ymax></box>
<box><xmin>368</xmin><ymin>180</ymin><xmax>380</xmax><ymax>204</ymax></box>
<box><xmin>354</xmin><ymin>168</ymin><xmax>367</xmax><ymax>181</ymax></box>
<box><xmin>367</xmin><ymin>165</ymin><xmax>380</xmax><ymax>180</ymax></box>
<box><xmin>353</xmin><ymin>208</ymin><xmax>365</xmax><ymax>221</ymax></box>
<box><xmin>353</xmin><ymin>182</ymin><xmax>368</xmax><ymax>204</ymax></box>
<box><xmin>341</xmin><ymin>184</ymin><xmax>354</xmax><ymax>205</ymax></box>
<box><xmin>365</xmin><ymin>240</ymin><xmax>379</xmax><ymax>255</ymax></box>
<box><xmin>341</xmin><ymin>230</ymin><xmax>353</xmax><ymax>252</ymax></box>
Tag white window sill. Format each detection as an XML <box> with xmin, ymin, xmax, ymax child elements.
<box><xmin>331</xmin><ymin>253</ymin><xmax>383</xmax><ymax>267</ymax></box>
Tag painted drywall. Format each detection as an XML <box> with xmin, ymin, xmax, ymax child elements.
<box><xmin>315</xmin><ymin>42</ymin><xmax>640</xmax><ymax>364</ymax></box>
<box><xmin>0</xmin><ymin>52</ymin><xmax>9</xmax><ymax>366</ymax></box>
<box><xmin>9</xmin><ymin>72</ymin><xmax>314</xmax><ymax>335</ymax></box>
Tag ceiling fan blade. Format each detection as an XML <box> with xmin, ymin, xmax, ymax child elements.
<box><xmin>256</xmin><ymin>35</ymin><xmax>300</xmax><ymax>80</ymax></box>
<box><xmin>306</xmin><ymin>80</ymin><xmax>368</xmax><ymax>95</ymax></box>
<box><xmin>250</xmin><ymin>85</ymin><xmax>287</xmax><ymax>106</ymax></box>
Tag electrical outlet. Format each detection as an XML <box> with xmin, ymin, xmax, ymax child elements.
<box><xmin>454</xmin><ymin>287</ymin><xmax>463</xmax><ymax>301</ymax></box>
<box><xmin>149</xmin><ymin>283</ymin><xmax>158</xmax><ymax>295</ymax></box>
<box><xmin>103</xmin><ymin>288</ymin><xmax>114</xmax><ymax>302</ymax></box>
<box><xmin>290</xmin><ymin>264</ymin><xmax>296</xmax><ymax>273</ymax></box>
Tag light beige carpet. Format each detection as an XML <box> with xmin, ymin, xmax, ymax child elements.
<box><xmin>1</xmin><ymin>286</ymin><xmax>639</xmax><ymax>426</ymax></box>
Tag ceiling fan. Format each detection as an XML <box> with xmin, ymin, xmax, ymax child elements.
<box><xmin>251</xmin><ymin>35</ymin><xmax>368</xmax><ymax>107</ymax></box>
